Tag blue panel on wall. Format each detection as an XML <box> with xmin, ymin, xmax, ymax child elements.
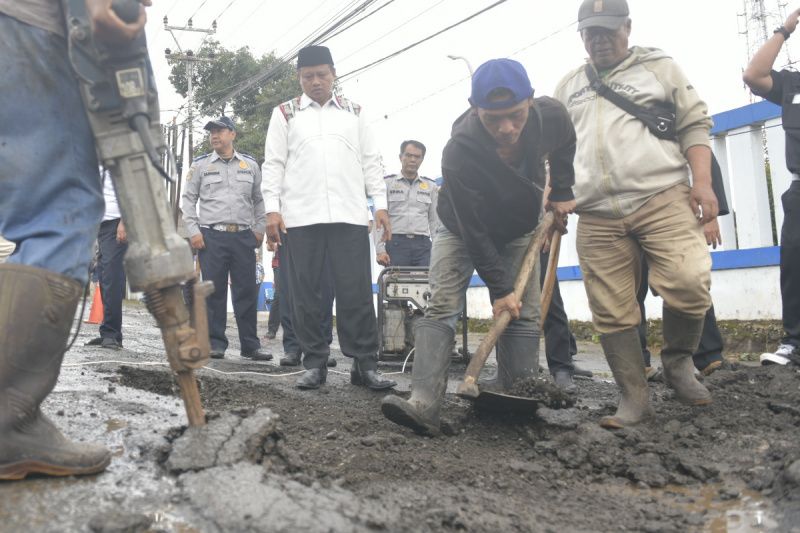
<box><xmin>258</xmin><ymin>246</ymin><xmax>780</xmax><ymax>309</ymax></box>
<box><xmin>711</xmin><ymin>100</ymin><xmax>781</xmax><ymax>135</ymax></box>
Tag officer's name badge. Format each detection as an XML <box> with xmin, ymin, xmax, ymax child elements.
<box><xmin>239</xmin><ymin>160</ymin><xmax>248</xmax><ymax>169</ymax></box>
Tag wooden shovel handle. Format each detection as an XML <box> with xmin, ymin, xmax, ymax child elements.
<box><xmin>458</xmin><ymin>212</ymin><xmax>555</xmax><ymax>395</ymax></box>
<box><xmin>540</xmin><ymin>230</ymin><xmax>562</xmax><ymax>328</ymax></box>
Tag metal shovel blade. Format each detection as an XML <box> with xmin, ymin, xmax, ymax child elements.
<box><xmin>471</xmin><ymin>388</ymin><xmax>542</xmax><ymax>414</ymax></box>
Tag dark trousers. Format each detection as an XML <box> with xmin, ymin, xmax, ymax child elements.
<box><xmin>267</xmin><ymin>267</ymin><xmax>281</xmax><ymax>335</ymax></box>
<box><xmin>638</xmin><ymin>260</ymin><xmax>724</xmax><ymax>369</ymax></box>
<box><xmin>98</xmin><ymin>218</ymin><xmax>128</xmax><ymax>343</ymax></box>
<box><xmin>780</xmin><ymin>181</ymin><xmax>800</xmax><ymax>347</ymax></box>
<box><xmin>541</xmin><ymin>250</ymin><xmax>577</xmax><ymax>374</ymax></box>
<box><xmin>199</xmin><ymin>228</ymin><xmax>260</xmax><ymax>354</ymax></box>
<box><xmin>282</xmin><ymin>223</ymin><xmax>378</xmax><ymax>370</ymax></box>
<box><xmin>278</xmin><ymin>257</ymin><xmax>335</xmax><ymax>356</ymax></box>
<box><xmin>386</xmin><ymin>234</ymin><xmax>432</xmax><ymax>266</ymax></box>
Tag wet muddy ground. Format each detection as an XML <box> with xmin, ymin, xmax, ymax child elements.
<box><xmin>1</xmin><ymin>303</ymin><xmax>799</xmax><ymax>532</ymax></box>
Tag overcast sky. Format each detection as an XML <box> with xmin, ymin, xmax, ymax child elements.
<box><xmin>145</xmin><ymin>0</ymin><xmax>798</xmax><ymax>175</ymax></box>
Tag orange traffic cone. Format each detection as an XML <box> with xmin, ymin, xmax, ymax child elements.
<box><xmin>85</xmin><ymin>284</ymin><xmax>104</xmax><ymax>324</ymax></box>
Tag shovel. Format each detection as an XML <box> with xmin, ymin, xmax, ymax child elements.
<box><xmin>455</xmin><ymin>212</ymin><xmax>562</xmax><ymax>413</ymax></box>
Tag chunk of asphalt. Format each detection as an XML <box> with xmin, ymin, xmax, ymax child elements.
<box><xmin>536</xmin><ymin>407</ymin><xmax>580</xmax><ymax>429</ymax></box>
<box><xmin>166</xmin><ymin>409</ymin><xmax>279</xmax><ymax>473</ymax></box>
<box><xmin>179</xmin><ymin>463</ymin><xmax>391</xmax><ymax>532</ymax></box>
<box><xmin>88</xmin><ymin>511</ymin><xmax>152</xmax><ymax>533</ymax></box>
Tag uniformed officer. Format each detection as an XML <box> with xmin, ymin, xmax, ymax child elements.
<box><xmin>181</xmin><ymin>116</ymin><xmax>272</xmax><ymax>361</ymax></box>
<box><xmin>376</xmin><ymin>140</ymin><xmax>438</xmax><ymax>267</ymax></box>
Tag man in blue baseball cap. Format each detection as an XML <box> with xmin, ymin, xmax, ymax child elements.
<box><xmin>381</xmin><ymin>58</ymin><xmax>577</xmax><ymax>435</ymax></box>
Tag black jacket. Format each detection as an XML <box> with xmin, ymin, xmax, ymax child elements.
<box><xmin>437</xmin><ymin>96</ymin><xmax>576</xmax><ymax>300</ymax></box>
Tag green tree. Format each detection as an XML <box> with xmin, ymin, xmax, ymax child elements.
<box><xmin>168</xmin><ymin>40</ymin><xmax>298</xmax><ymax>162</ymax></box>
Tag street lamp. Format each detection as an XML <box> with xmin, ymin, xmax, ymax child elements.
<box><xmin>447</xmin><ymin>54</ymin><xmax>474</xmax><ymax>77</ymax></box>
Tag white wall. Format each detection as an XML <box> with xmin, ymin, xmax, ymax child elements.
<box><xmin>459</xmin><ymin>265</ymin><xmax>782</xmax><ymax>322</ymax></box>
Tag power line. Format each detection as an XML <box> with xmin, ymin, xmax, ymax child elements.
<box><xmin>301</xmin><ymin>0</ymin><xmax>376</xmax><ymax>48</ymax></box>
<box><xmin>337</xmin><ymin>0</ymin><xmax>448</xmax><ymax>63</ymax></box>
<box><xmin>165</xmin><ymin>0</ymin><xmax>181</xmax><ymax>16</ymax></box>
<box><xmin>338</xmin><ymin>0</ymin><xmax>509</xmax><ymax>82</ymax></box>
<box><xmin>373</xmin><ymin>20</ymin><xmax>576</xmax><ymax>122</ymax></box>
<box><xmin>210</xmin><ymin>0</ymin><xmax>241</xmax><ymax>24</ymax></box>
<box><xmin>198</xmin><ymin>0</ymin><xmax>382</xmax><ymax>117</ymax></box>
<box><xmin>217</xmin><ymin>0</ymin><xmax>268</xmax><ymax>40</ymax></box>
<box><xmin>260</xmin><ymin>0</ymin><xmax>339</xmax><ymax>56</ymax></box>
<box><xmin>189</xmin><ymin>0</ymin><xmax>210</xmax><ymax>21</ymax></box>
<box><xmin>319</xmin><ymin>0</ymin><xmax>397</xmax><ymax>43</ymax></box>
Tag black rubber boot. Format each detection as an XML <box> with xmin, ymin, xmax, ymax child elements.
<box><xmin>296</xmin><ymin>367</ymin><xmax>327</xmax><ymax>389</ymax></box>
<box><xmin>661</xmin><ymin>308</ymin><xmax>712</xmax><ymax>406</ymax></box>
<box><xmin>350</xmin><ymin>357</ymin><xmax>396</xmax><ymax>390</ymax></box>
<box><xmin>0</xmin><ymin>264</ymin><xmax>111</xmax><ymax>480</ymax></box>
<box><xmin>496</xmin><ymin>323</ymin><xmax>540</xmax><ymax>391</ymax></box>
<box><xmin>381</xmin><ymin>319</ymin><xmax>452</xmax><ymax>436</ymax></box>
<box><xmin>599</xmin><ymin>328</ymin><xmax>654</xmax><ymax>429</ymax></box>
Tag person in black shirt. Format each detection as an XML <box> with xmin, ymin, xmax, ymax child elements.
<box><xmin>381</xmin><ymin>59</ymin><xmax>576</xmax><ymax>435</ymax></box>
<box><xmin>743</xmin><ymin>7</ymin><xmax>800</xmax><ymax>366</ymax></box>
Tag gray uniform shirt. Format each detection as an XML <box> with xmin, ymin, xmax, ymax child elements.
<box><xmin>181</xmin><ymin>150</ymin><xmax>266</xmax><ymax>237</ymax></box>
<box><xmin>375</xmin><ymin>173</ymin><xmax>438</xmax><ymax>254</ymax></box>
<box><xmin>0</xmin><ymin>0</ymin><xmax>65</xmax><ymax>37</ymax></box>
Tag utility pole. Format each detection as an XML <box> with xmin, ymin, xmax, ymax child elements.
<box><xmin>163</xmin><ymin>16</ymin><xmax>215</xmax><ymax>220</ymax></box>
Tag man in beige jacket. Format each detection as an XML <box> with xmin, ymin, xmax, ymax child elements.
<box><xmin>554</xmin><ymin>0</ymin><xmax>719</xmax><ymax>429</ymax></box>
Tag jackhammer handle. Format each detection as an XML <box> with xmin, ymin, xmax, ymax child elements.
<box><xmin>540</xmin><ymin>230</ymin><xmax>562</xmax><ymax>328</ymax></box>
<box><xmin>457</xmin><ymin>212</ymin><xmax>555</xmax><ymax>399</ymax></box>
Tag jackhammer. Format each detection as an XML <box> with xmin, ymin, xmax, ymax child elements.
<box><xmin>62</xmin><ymin>0</ymin><xmax>211</xmax><ymax>426</ymax></box>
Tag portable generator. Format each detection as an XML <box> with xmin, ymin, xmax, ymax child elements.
<box><xmin>376</xmin><ymin>267</ymin><xmax>469</xmax><ymax>363</ymax></box>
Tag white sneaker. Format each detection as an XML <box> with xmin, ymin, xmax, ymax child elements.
<box><xmin>759</xmin><ymin>344</ymin><xmax>797</xmax><ymax>366</ymax></box>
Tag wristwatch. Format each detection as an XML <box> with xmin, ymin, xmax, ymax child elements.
<box><xmin>774</xmin><ymin>26</ymin><xmax>791</xmax><ymax>40</ymax></box>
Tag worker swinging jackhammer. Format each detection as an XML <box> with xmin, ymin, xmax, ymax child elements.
<box><xmin>63</xmin><ymin>0</ymin><xmax>212</xmax><ymax>424</ymax></box>
<box><xmin>0</xmin><ymin>0</ymin><xmax>210</xmax><ymax>481</ymax></box>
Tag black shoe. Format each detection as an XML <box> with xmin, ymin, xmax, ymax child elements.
<box><xmin>280</xmin><ymin>352</ymin><xmax>301</xmax><ymax>366</ymax></box>
<box><xmin>85</xmin><ymin>337</ymin><xmax>103</xmax><ymax>346</ymax></box>
<box><xmin>552</xmin><ymin>369</ymin><xmax>577</xmax><ymax>394</ymax></box>
<box><xmin>351</xmin><ymin>362</ymin><xmax>396</xmax><ymax>390</ymax></box>
<box><xmin>296</xmin><ymin>368</ymin><xmax>326</xmax><ymax>390</ymax></box>
<box><xmin>100</xmin><ymin>337</ymin><xmax>122</xmax><ymax>350</ymax></box>
<box><xmin>241</xmin><ymin>349</ymin><xmax>273</xmax><ymax>361</ymax></box>
<box><xmin>209</xmin><ymin>350</ymin><xmax>225</xmax><ymax>359</ymax></box>
<box><xmin>573</xmin><ymin>364</ymin><xmax>593</xmax><ymax>378</ymax></box>
<box><xmin>265</xmin><ymin>330</ymin><xmax>277</xmax><ymax>340</ymax></box>
<box><xmin>327</xmin><ymin>356</ymin><xmax>337</xmax><ymax>368</ymax></box>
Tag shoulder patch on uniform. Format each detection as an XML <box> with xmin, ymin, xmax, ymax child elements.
<box><xmin>239</xmin><ymin>152</ymin><xmax>257</xmax><ymax>163</ymax></box>
<box><xmin>278</xmin><ymin>96</ymin><xmax>303</xmax><ymax>121</ymax></box>
<box><xmin>336</xmin><ymin>96</ymin><xmax>362</xmax><ymax>116</ymax></box>
<box><xmin>193</xmin><ymin>153</ymin><xmax>211</xmax><ymax>162</ymax></box>
<box><xmin>420</xmin><ymin>175</ymin><xmax>435</xmax><ymax>182</ymax></box>
<box><xmin>384</xmin><ymin>174</ymin><xmax>398</xmax><ymax>180</ymax></box>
